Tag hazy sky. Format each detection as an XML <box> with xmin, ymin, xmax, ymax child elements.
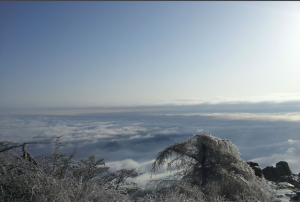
<box><xmin>1</xmin><ymin>1</ymin><xmax>300</xmax><ymax>109</ymax></box>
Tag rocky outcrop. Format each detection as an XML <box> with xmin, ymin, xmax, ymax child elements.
<box><xmin>247</xmin><ymin>160</ymin><xmax>294</xmax><ymax>181</ymax></box>
<box><xmin>278</xmin><ymin>174</ymin><xmax>300</xmax><ymax>189</ymax></box>
<box><xmin>252</xmin><ymin>166</ymin><xmax>263</xmax><ymax>178</ymax></box>
<box><xmin>246</xmin><ymin>161</ymin><xmax>299</xmax><ymax>201</ymax></box>
<box><xmin>246</xmin><ymin>161</ymin><xmax>263</xmax><ymax>178</ymax></box>
<box><xmin>276</xmin><ymin>161</ymin><xmax>292</xmax><ymax>176</ymax></box>
<box><xmin>262</xmin><ymin>161</ymin><xmax>292</xmax><ymax>181</ymax></box>
<box><xmin>275</xmin><ymin>175</ymin><xmax>300</xmax><ymax>201</ymax></box>
<box><xmin>253</xmin><ymin>161</ymin><xmax>299</xmax><ymax>202</ymax></box>
<box><xmin>246</xmin><ymin>161</ymin><xmax>259</xmax><ymax>167</ymax></box>
<box><xmin>262</xmin><ymin>166</ymin><xmax>274</xmax><ymax>180</ymax></box>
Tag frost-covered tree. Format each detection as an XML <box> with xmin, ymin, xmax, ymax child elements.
<box><xmin>150</xmin><ymin>134</ymin><xmax>276</xmax><ymax>201</ymax></box>
<box><xmin>0</xmin><ymin>137</ymin><xmax>132</xmax><ymax>201</ymax></box>
<box><xmin>104</xmin><ymin>168</ymin><xmax>143</xmax><ymax>191</ymax></box>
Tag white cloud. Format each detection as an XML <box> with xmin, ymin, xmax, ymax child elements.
<box><xmin>1</xmin><ymin>111</ymin><xmax>299</xmax><ymax>180</ymax></box>
<box><xmin>202</xmin><ymin>112</ymin><xmax>300</xmax><ymax>122</ymax></box>
<box><xmin>163</xmin><ymin>93</ymin><xmax>300</xmax><ymax>106</ymax></box>
<box><xmin>106</xmin><ymin>159</ymin><xmax>153</xmax><ymax>171</ymax></box>
<box><xmin>0</xmin><ymin>116</ymin><xmax>149</xmax><ymax>144</ymax></box>
<box><xmin>129</xmin><ymin>133</ymin><xmax>153</xmax><ymax>139</ymax></box>
<box><xmin>162</xmin><ymin>112</ymin><xmax>300</xmax><ymax>122</ymax></box>
<box><xmin>106</xmin><ymin>159</ymin><xmax>175</xmax><ymax>187</ymax></box>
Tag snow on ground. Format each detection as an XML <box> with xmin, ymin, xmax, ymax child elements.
<box><xmin>274</xmin><ymin>188</ymin><xmax>299</xmax><ymax>202</ymax></box>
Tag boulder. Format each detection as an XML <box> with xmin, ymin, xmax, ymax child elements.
<box><xmin>246</xmin><ymin>161</ymin><xmax>263</xmax><ymax>178</ymax></box>
<box><xmin>274</xmin><ymin>165</ymin><xmax>286</xmax><ymax>179</ymax></box>
<box><xmin>276</xmin><ymin>161</ymin><xmax>292</xmax><ymax>176</ymax></box>
<box><xmin>246</xmin><ymin>161</ymin><xmax>259</xmax><ymax>167</ymax></box>
<box><xmin>252</xmin><ymin>166</ymin><xmax>263</xmax><ymax>178</ymax></box>
<box><xmin>292</xmin><ymin>194</ymin><xmax>299</xmax><ymax>200</ymax></box>
<box><xmin>263</xmin><ymin>166</ymin><xmax>275</xmax><ymax>181</ymax></box>
<box><xmin>262</xmin><ymin>161</ymin><xmax>293</xmax><ymax>181</ymax></box>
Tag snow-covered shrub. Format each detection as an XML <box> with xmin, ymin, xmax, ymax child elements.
<box><xmin>150</xmin><ymin>134</ymin><xmax>276</xmax><ymax>201</ymax></box>
<box><xmin>0</xmin><ymin>137</ymin><xmax>133</xmax><ymax>202</ymax></box>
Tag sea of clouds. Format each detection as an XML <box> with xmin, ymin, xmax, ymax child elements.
<box><xmin>1</xmin><ymin>101</ymin><xmax>300</xmax><ymax>186</ymax></box>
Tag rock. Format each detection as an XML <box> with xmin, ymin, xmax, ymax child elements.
<box><xmin>246</xmin><ymin>161</ymin><xmax>259</xmax><ymax>167</ymax></box>
<box><xmin>278</xmin><ymin>174</ymin><xmax>300</xmax><ymax>188</ymax></box>
<box><xmin>274</xmin><ymin>165</ymin><xmax>286</xmax><ymax>179</ymax></box>
<box><xmin>262</xmin><ymin>161</ymin><xmax>293</xmax><ymax>181</ymax></box>
<box><xmin>276</xmin><ymin>161</ymin><xmax>292</xmax><ymax>176</ymax></box>
<box><xmin>292</xmin><ymin>194</ymin><xmax>299</xmax><ymax>200</ymax></box>
<box><xmin>252</xmin><ymin>166</ymin><xmax>263</xmax><ymax>178</ymax></box>
<box><xmin>246</xmin><ymin>161</ymin><xmax>264</xmax><ymax>178</ymax></box>
<box><xmin>279</xmin><ymin>166</ymin><xmax>288</xmax><ymax>176</ymax></box>
<box><xmin>263</xmin><ymin>166</ymin><xmax>275</xmax><ymax>181</ymax></box>
<box><xmin>277</xmin><ymin>182</ymin><xmax>295</xmax><ymax>189</ymax></box>
<box><xmin>271</xmin><ymin>169</ymin><xmax>300</xmax><ymax>202</ymax></box>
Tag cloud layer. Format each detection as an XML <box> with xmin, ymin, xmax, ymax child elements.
<box><xmin>1</xmin><ymin>102</ymin><xmax>300</xmax><ymax>186</ymax></box>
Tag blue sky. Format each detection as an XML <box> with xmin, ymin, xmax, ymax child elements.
<box><xmin>1</xmin><ymin>1</ymin><xmax>300</xmax><ymax>110</ymax></box>
<box><xmin>1</xmin><ymin>1</ymin><xmax>300</xmax><ymax>185</ymax></box>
